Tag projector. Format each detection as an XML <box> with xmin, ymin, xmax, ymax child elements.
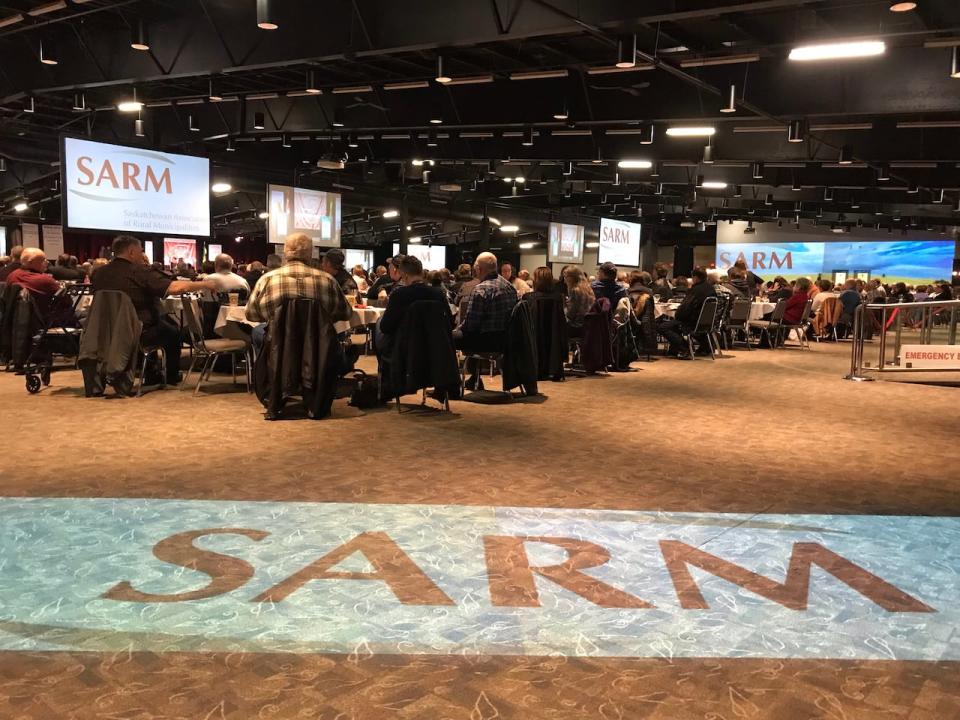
<box><xmin>743</xmin><ymin>226</ymin><xmax>756</xmax><ymax>234</ymax></box>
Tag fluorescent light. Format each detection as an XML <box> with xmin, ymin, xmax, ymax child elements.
<box><xmin>382</xmin><ymin>209</ymin><xmax>399</xmax><ymax>218</ymax></box>
<box><xmin>117</xmin><ymin>100</ymin><xmax>143</xmax><ymax>113</ymax></box>
<box><xmin>585</xmin><ymin>241</ymin><xmax>599</xmax><ymax>248</ymax></box>
<box><xmin>889</xmin><ymin>2</ymin><xmax>917</xmax><ymax>12</ymax></box>
<box><xmin>519</xmin><ymin>242</ymin><xmax>536</xmax><ymax>249</ymax></box>
<box><xmin>383</xmin><ymin>80</ymin><xmax>430</xmax><ymax>90</ymax></box>
<box><xmin>789</xmin><ymin>41</ymin><xmax>885</xmax><ymax>62</ymax></box>
<box><xmin>679</xmin><ymin>53</ymin><xmax>760</xmax><ymax>68</ymax></box>
<box><xmin>510</xmin><ymin>69</ymin><xmax>568</xmax><ymax>80</ymax></box>
<box><xmin>665</xmin><ymin>126</ymin><xmax>715</xmax><ymax>137</ymax></box>
<box><xmin>443</xmin><ymin>74</ymin><xmax>495</xmax><ymax>86</ymax></box>
<box><xmin>500</xmin><ymin>225</ymin><xmax>519</xmax><ymax>233</ymax></box>
<box><xmin>27</xmin><ymin>1</ymin><xmax>66</xmax><ymax>17</ymax></box>
<box><xmin>332</xmin><ymin>85</ymin><xmax>373</xmax><ymax>94</ymax></box>
<box><xmin>0</xmin><ymin>14</ymin><xmax>24</xmax><ymax>29</ymax></box>
<box><xmin>13</xmin><ymin>198</ymin><xmax>28</xmax><ymax>212</ymax></box>
<box><xmin>702</xmin><ymin>181</ymin><xmax>728</xmax><ymax>189</ymax></box>
<box><xmin>514</xmin><ymin>176</ymin><xmax>525</xmax><ymax>184</ymax></box>
<box><xmin>408</xmin><ymin>236</ymin><xmax>422</xmax><ymax>244</ymax></box>
<box><xmin>211</xmin><ymin>182</ymin><xmax>232</xmax><ymax>193</ymax></box>
<box><xmin>617</xmin><ymin>160</ymin><xmax>652</xmax><ymax>169</ymax></box>
<box><xmin>488</xmin><ymin>217</ymin><xmax>501</xmax><ymax>226</ymax></box>
<box><xmin>258</xmin><ymin>211</ymin><xmax>269</xmax><ymax>219</ymax></box>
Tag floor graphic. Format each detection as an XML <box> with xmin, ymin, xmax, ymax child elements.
<box><xmin>0</xmin><ymin>498</ymin><xmax>957</xmax><ymax>660</ymax></box>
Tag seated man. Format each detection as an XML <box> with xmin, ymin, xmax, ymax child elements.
<box><xmin>366</xmin><ymin>257</ymin><xmax>400</xmax><ymax>300</ymax></box>
<box><xmin>837</xmin><ymin>278</ymin><xmax>861</xmax><ymax>336</ymax></box>
<box><xmin>92</xmin><ymin>235</ymin><xmax>216</xmax><ymax>384</ymax></box>
<box><xmin>48</xmin><ymin>254</ymin><xmax>83</xmax><ymax>282</ymax></box>
<box><xmin>376</xmin><ymin>254</ymin><xmax>451</xmax><ymax>355</ymax></box>
<box><xmin>210</xmin><ymin>253</ymin><xmax>251</xmax><ymax>296</ymax></box>
<box><xmin>501</xmin><ymin>262</ymin><xmax>531</xmax><ymax>297</ymax></box>
<box><xmin>657</xmin><ymin>267</ymin><xmax>717</xmax><ymax>358</ymax></box>
<box><xmin>6</xmin><ymin>247</ymin><xmax>74</xmax><ymax>324</ymax></box>
<box><xmin>321</xmin><ymin>248</ymin><xmax>359</xmax><ymax>297</ymax></box>
<box><xmin>591</xmin><ymin>262</ymin><xmax>628</xmax><ymax>307</ymax></box>
<box><xmin>245</xmin><ymin>233</ymin><xmax>352</xmax><ymax>354</ymax></box>
<box><xmin>0</xmin><ymin>245</ymin><xmax>23</xmax><ymax>282</ymax></box>
<box><xmin>454</xmin><ymin>251</ymin><xmax>518</xmax><ymax>390</ymax></box>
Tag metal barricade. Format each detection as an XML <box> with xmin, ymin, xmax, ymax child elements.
<box><xmin>845</xmin><ymin>299</ymin><xmax>960</xmax><ymax>381</ymax></box>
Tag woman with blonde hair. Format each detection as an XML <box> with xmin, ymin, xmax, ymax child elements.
<box><xmin>564</xmin><ymin>267</ymin><xmax>595</xmax><ymax>336</ymax></box>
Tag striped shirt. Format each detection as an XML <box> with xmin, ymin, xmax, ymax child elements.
<box><xmin>245</xmin><ymin>260</ymin><xmax>352</xmax><ymax>326</ymax></box>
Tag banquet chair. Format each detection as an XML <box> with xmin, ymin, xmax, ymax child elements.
<box><xmin>750</xmin><ymin>299</ymin><xmax>787</xmax><ymax>348</ymax></box>
<box><xmin>181</xmin><ymin>296</ymin><xmax>251</xmax><ymax>394</ymax></box>
<box><xmin>725</xmin><ymin>298</ymin><xmax>753</xmax><ymax>350</ymax></box>
<box><xmin>709</xmin><ymin>294</ymin><xmax>728</xmax><ymax>357</ymax></box>
<box><xmin>781</xmin><ymin>299</ymin><xmax>815</xmax><ymax>349</ymax></box>
<box><xmin>679</xmin><ymin>296</ymin><xmax>719</xmax><ymax>359</ymax></box>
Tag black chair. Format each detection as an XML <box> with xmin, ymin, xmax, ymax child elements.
<box><xmin>524</xmin><ymin>294</ymin><xmax>568</xmax><ymax>381</ymax></box>
<box><xmin>679</xmin><ymin>296</ymin><xmax>719</xmax><ymax>359</ymax></box>
<box><xmin>750</xmin><ymin>299</ymin><xmax>788</xmax><ymax>348</ymax></box>
<box><xmin>725</xmin><ymin>297</ymin><xmax>754</xmax><ymax>350</ymax></box>
<box><xmin>781</xmin><ymin>298</ymin><xmax>815</xmax><ymax>349</ymax></box>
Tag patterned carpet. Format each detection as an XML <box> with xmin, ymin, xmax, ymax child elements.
<box><xmin>0</xmin><ymin>340</ymin><xmax>957</xmax><ymax>718</ymax></box>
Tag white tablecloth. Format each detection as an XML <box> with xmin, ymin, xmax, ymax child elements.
<box><xmin>215</xmin><ymin>304</ymin><xmax>385</xmax><ymax>336</ymax></box>
<box><xmin>655</xmin><ymin>301</ymin><xmax>775</xmax><ymax>321</ymax></box>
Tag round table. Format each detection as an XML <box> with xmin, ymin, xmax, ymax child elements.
<box><xmin>215</xmin><ymin>304</ymin><xmax>385</xmax><ymax>338</ymax></box>
<box><xmin>655</xmin><ymin>300</ymin><xmax>775</xmax><ymax>320</ymax></box>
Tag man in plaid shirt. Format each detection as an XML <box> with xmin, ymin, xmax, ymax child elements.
<box><xmin>455</xmin><ymin>251</ymin><xmax>518</xmax><ymax>389</ymax></box>
<box><xmin>246</xmin><ymin>233</ymin><xmax>352</xmax><ymax>352</ymax></box>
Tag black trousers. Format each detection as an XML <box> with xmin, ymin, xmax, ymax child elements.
<box><xmin>141</xmin><ymin>317</ymin><xmax>182</xmax><ymax>383</ymax></box>
<box><xmin>657</xmin><ymin>318</ymin><xmax>688</xmax><ymax>353</ymax></box>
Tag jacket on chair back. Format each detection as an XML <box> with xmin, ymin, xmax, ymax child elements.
<box><xmin>78</xmin><ymin>290</ymin><xmax>143</xmax><ymax>395</ymax></box>
<box><xmin>386</xmin><ymin>299</ymin><xmax>460</xmax><ymax>400</ymax></box>
<box><xmin>255</xmin><ymin>297</ymin><xmax>341</xmax><ymax>419</ymax></box>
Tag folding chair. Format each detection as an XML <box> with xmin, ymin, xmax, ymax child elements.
<box><xmin>181</xmin><ymin>296</ymin><xmax>252</xmax><ymax>394</ymax></box>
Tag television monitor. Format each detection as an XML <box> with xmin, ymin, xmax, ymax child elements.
<box><xmin>343</xmin><ymin>249</ymin><xmax>374</xmax><ymax>271</ymax></box>
<box><xmin>548</xmin><ymin>222</ymin><xmax>584</xmax><ymax>264</ymax></box>
<box><xmin>163</xmin><ymin>238</ymin><xmax>197</xmax><ymax>267</ymax></box>
<box><xmin>61</xmin><ymin>136</ymin><xmax>210</xmax><ymax>237</ymax></box>
<box><xmin>0</xmin><ymin>226</ymin><xmax>6</xmax><ymax>256</ymax></box>
<box><xmin>267</xmin><ymin>184</ymin><xmax>341</xmax><ymax>247</ymax></box>
<box><xmin>598</xmin><ymin>218</ymin><xmax>642</xmax><ymax>267</ymax></box>
<box><xmin>392</xmin><ymin>243</ymin><xmax>447</xmax><ymax>271</ymax></box>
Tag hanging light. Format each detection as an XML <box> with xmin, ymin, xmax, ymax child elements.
<box><xmin>907</xmin><ymin>182</ymin><xmax>919</xmax><ymax>194</ymax></box>
<box><xmin>838</xmin><ymin>144</ymin><xmax>853</xmax><ymax>165</ymax></box>
<box><xmin>426</xmin><ymin>131</ymin><xmax>438</xmax><ymax>148</ymax></box>
<box><xmin>640</xmin><ymin>122</ymin><xmax>655</xmax><ymax>144</ymax></box>
<box><xmin>346</xmin><ymin>133</ymin><xmax>359</xmax><ymax>148</ymax></box>
<box><xmin>188</xmin><ymin>114</ymin><xmax>200</xmax><ymax>132</ymax></box>
<box><xmin>24</xmin><ymin>96</ymin><xmax>35</xmax><ymax>113</ymax></box>
<box><xmin>72</xmin><ymin>93</ymin><xmax>86</xmax><ymax>111</ymax></box>
<box><xmin>211</xmin><ymin>181</ymin><xmax>232</xmax><ymax>193</ymax></box>
<box><xmin>553</xmin><ymin>99</ymin><xmax>569</xmax><ymax>121</ymax></box>
<box><xmin>934</xmin><ymin>188</ymin><xmax>946</xmax><ymax>203</ymax></box>
<box><xmin>253</xmin><ymin>111</ymin><xmax>265</xmax><ymax>130</ymax></box>
<box><xmin>733</xmin><ymin>184</ymin><xmax>742</xmax><ymax>197</ymax></box>
<box><xmin>695</xmin><ymin>174</ymin><xmax>704</xmax><ymax>188</ymax></box>
<box><xmin>876</xmin><ymin>163</ymin><xmax>890</xmax><ymax>181</ymax></box>
<box><xmin>305</xmin><ymin>69</ymin><xmax>321</xmax><ymax>94</ymax></box>
<box><xmin>889</xmin><ymin>2</ymin><xmax>917</xmax><ymax>11</ymax></box>
<box><xmin>616</xmin><ymin>34</ymin><xmax>637</xmax><ymax>69</ymax></box>
<box><xmin>654</xmin><ymin>183</ymin><xmax>663</xmax><ymax>195</ymax></box>
<box><xmin>256</xmin><ymin>0</ymin><xmax>278</xmax><ymax>30</ymax></box>
<box><xmin>131</xmin><ymin>20</ymin><xmax>150</xmax><ymax>51</ymax></box>
<box><xmin>789</xmin><ymin>40</ymin><xmax>885</xmax><ymax>62</ymax></box>
<box><xmin>226</xmin><ymin>139</ymin><xmax>236</xmax><ymax>152</ymax></box>
<box><xmin>117</xmin><ymin>89</ymin><xmax>142</xmax><ymax>113</ymax></box>
<box><xmin>824</xmin><ymin>187</ymin><xmax>835</xmax><ymax>201</ymax></box>
<box><xmin>522</xmin><ymin>127</ymin><xmax>535</xmax><ymax>147</ymax></box>
<box><xmin>331</xmin><ymin>108</ymin><xmax>345</xmax><ymax>128</ymax></box>
<box><xmin>787</xmin><ymin>119</ymin><xmax>805</xmax><ymax>143</ymax></box>
<box><xmin>282</xmin><ymin>133</ymin><xmax>291</xmax><ymax>148</ymax></box>
<box><xmin>952</xmin><ymin>47</ymin><xmax>960</xmax><ymax>79</ymax></box>
<box><xmin>135</xmin><ymin>114</ymin><xmax>144</xmax><ymax>137</ymax></box>
<box><xmin>650</xmin><ymin>161</ymin><xmax>662</xmax><ymax>177</ymax></box>
<box><xmin>208</xmin><ymin>78</ymin><xmax>223</xmax><ymax>102</ymax></box>
<box><xmin>752</xmin><ymin>161</ymin><xmax>764</xmax><ymax>179</ymax></box>
<box><xmin>720</xmin><ymin>84</ymin><xmax>736</xmax><ymax>113</ymax></box>
<box><xmin>0</xmin><ymin>158</ymin><xmax>6</xmax><ymax>172</ymax></box>
<box><xmin>39</xmin><ymin>37</ymin><xmax>58</xmax><ymax>65</ymax></box>
<box><xmin>435</xmin><ymin>55</ymin><xmax>451</xmax><ymax>84</ymax></box>
<box><xmin>792</xmin><ymin>175</ymin><xmax>802</xmax><ymax>191</ymax></box>
<box><xmin>765</xmin><ymin>193</ymin><xmax>774</xmax><ymax>206</ymax></box>
<box><xmin>702</xmin><ymin>144</ymin><xmax>714</xmax><ymax>164</ymax></box>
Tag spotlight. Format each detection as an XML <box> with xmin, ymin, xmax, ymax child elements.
<box><xmin>188</xmin><ymin>114</ymin><xmax>200</xmax><ymax>132</ymax></box>
<box><xmin>131</xmin><ymin>20</ymin><xmax>150</xmax><ymax>51</ymax></box>
<box><xmin>787</xmin><ymin>119</ymin><xmax>805</xmax><ymax>143</ymax></box>
<box><xmin>876</xmin><ymin>163</ymin><xmax>890</xmax><ymax>181</ymax></box>
<box><xmin>13</xmin><ymin>196</ymin><xmax>28</xmax><ymax>212</ymax></box>
<box><xmin>553</xmin><ymin>100</ymin><xmax>569</xmax><ymax>121</ymax></box>
<box><xmin>435</xmin><ymin>55</ymin><xmax>451</xmax><ymax>84</ymax></box>
<box><xmin>752</xmin><ymin>161</ymin><xmax>764</xmax><ymax>179</ymax></box>
<box><xmin>824</xmin><ymin>187</ymin><xmax>834</xmax><ymax>201</ymax></box>
<box><xmin>211</xmin><ymin>181</ymin><xmax>232</xmax><ymax>193</ymax></box>
<box><xmin>702</xmin><ymin>144</ymin><xmax>714</xmax><ymax>164</ymax></box>
<box><xmin>720</xmin><ymin>84</ymin><xmax>736</xmax><ymax>113</ymax></box>
<box><xmin>382</xmin><ymin>209</ymin><xmax>399</xmax><ymax>218</ymax></box>
<box><xmin>135</xmin><ymin>117</ymin><xmax>144</xmax><ymax>137</ymax></box>
<box><xmin>640</xmin><ymin>122</ymin><xmax>655</xmax><ymax>144</ymax></box>
<box><xmin>331</xmin><ymin>108</ymin><xmax>345</xmax><ymax>128</ymax></box>
<box><xmin>616</xmin><ymin>34</ymin><xmax>637</xmax><ymax>69</ymax></box>
<box><xmin>208</xmin><ymin>78</ymin><xmax>223</xmax><ymax>102</ymax></box>
<box><xmin>952</xmin><ymin>47</ymin><xmax>960</xmax><ymax>79</ymax></box>
<box><xmin>838</xmin><ymin>145</ymin><xmax>853</xmax><ymax>165</ymax></box>
<box><xmin>259</xmin><ymin>211</ymin><xmax>269</xmax><ymax>219</ymax></box>
<box><xmin>889</xmin><ymin>2</ymin><xmax>917</xmax><ymax>11</ymax></box>
<box><xmin>117</xmin><ymin>89</ymin><xmax>142</xmax><ymax>113</ymax></box>
<box><xmin>522</xmin><ymin>127</ymin><xmax>535</xmax><ymax>147</ymax></box>
<box><xmin>253</xmin><ymin>112</ymin><xmax>265</xmax><ymax>130</ymax></box>
<box><xmin>256</xmin><ymin>0</ymin><xmax>278</xmax><ymax>30</ymax></box>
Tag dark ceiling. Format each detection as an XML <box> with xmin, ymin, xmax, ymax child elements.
<box><xmin>1</xmin><ymin>0</ymin><xmax>960</xmax><ymax>246</ymax></box>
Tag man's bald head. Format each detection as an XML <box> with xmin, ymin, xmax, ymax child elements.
<box><xmin>20</xmin><ymin>247</ymin><xmax>47</xmax><ymax>271</ymax></box>
<box><xmin>475</xmin><ymin>252</ymin><xmax>498</xmax><ymax>277</ymax></box>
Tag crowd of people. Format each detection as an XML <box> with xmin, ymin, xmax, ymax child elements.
<box><xmin>1</xmin><ymin>236</ymin><xmax>956</xmax><ymax>391</ymax></box>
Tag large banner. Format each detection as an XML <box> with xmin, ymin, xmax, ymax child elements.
<box><xmin>598</xmin><ymin>217</ymin><xmax>642</xmax><ymax>266</ymax></box>
<box><xmin>41</xmin><ymin>224</ymin><xmax>64</xmax><ymax>258</ymax></box>
<box><xmin>62</xmin><ymin>137</ymin><xmax>210</xmax><ymax>237</ymax></box>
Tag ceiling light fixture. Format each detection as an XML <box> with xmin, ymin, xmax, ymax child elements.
<box><xmin>39</xmin><ymin>38</ymin><xmax>58</xmax><ymax>65</ymax></box>
<box><xmin>553</xmin><ymin>100</ymin><xmax>569</xmax><ymax>121</ymax></box>
<box><xmin>616</xmin><ymin>34</ymin><xmax>637</xmax><ymax>68</ymax></box>
<box><xmin>702</xmin><ymin>181</ymin><xmax>727</xmax><ymax>189</ymax></box>
<box><xmin>253</xmin><ymin>111</ymin><xmax>265</xmax><ymax>130</ymax></box>
<box><xmin>787</xmin><ymin>119</ymin><xmax>805</xmax><ymax>143</ymax></box>
<box><xmin>409</xmin><ymin>236</ymin><xmax>422</xmax><ymax>244</ymax></box>
<box><xmin>117</xmin><ymin>89</ymin><xmax>142</xmax><ymax>113</ymax></box>
<box><xmin>666</xmin><ymin>126</ymin><xmax>715</xmax><ymax>137</ymax></box>
<box><xmin>752</xmin><ymin>161</ymin><xmax>764</xmax><ymax>179</ymax></box>
<box><xmin>510</xmin><ymin>69</ymin><xmax>569</xmax><ymax>80</ymax></box>
<box><xmin>72</xmin><ymin>93</ymin><xmax>86</xmax><ymax>111</ymax></box>
<box><xmin>889</xmin><ymin>2</ymin><xmax>917</xmax><ymax>11</ymax></box>
<box><xmin>211</xmin><ymin>181</ymin><xmax>232</xmax><ymax>193</ymax></box>
<box><xmin>617</xmin><ymin>159</ymin><xmax>652</xmax><ymax>169</ymax></box>
<box><xmin>331</xmin><ymin>108</ymin><xmax>345</xmax><ymax>128</ymax></box>
<box><xmin>789</xmin><ymin>40</ymin><xmax>885</xmax><ymax>62</ymax></box>
<box><xmin>824</xmin><ymin>187</ymin><xmax>835</xmax><ymax>201</ymax></box>
<box><xmin>188</xmin><ymin>114</ymin><xmax>200</xmax><ymax>132</ymax></box>
<box><xmin>0</xmin><ymin>158</ymin><xmax>6</xmax><ymax>173</ymax></box>
<box><xmin>305</xmin><ymin>69</ymin><xmax>321</xmax><ymax>94</ymax></box>
<box><xmin>435</xmin><ymin>55</ymin><xmax>451</xmax><ymax>84</ymax></box>
<box><xmin>765</xmin><ymin>193</ymin><xmax>774</xmax><ymax>206</ymax></box>
<box><xmin>282</xmin><ymin>133</ymin><xmax>291</xmax><ymax>148</ymax></box>
<box><xmin>131</xmin><ymin>20</ymin><xmax>150</xmax><ymax>51</ymax></box>
<box><xmin>208</xmin><ymin>78</ymin><xmax>223</xmax><ymax>102</ymax></box>
<box><xmin>135</xmin><ymin>116</ymin><xmax>144</xmax><ymax>137</ymax></box>
<box><xmin>838</xmin><ymin>144</ymin><xmax>854</xmax><ymax>164</ymax></box>
<box><xmin>226</xmin><ymin>139</ymin><xmax>236</xmax><ymax>152</ymax></box>
<box><xmin>256</xmin><ymin>0</ymin><xmax>278</xmax><ymax>30</ymax></box>
<box><xmin>13</xmin><ymin>196</ymin><xmax>28</xmax><ymax>212</ymax></box>
<box><xmin>720</xmin><ymin>84</ymin><xmax>737</xmax><ymax>113</ymax></box>
<box><xmin>640</xmin><ymin>122</ymin><xmax>655</xmax><ymax>144</ymax></box>
<box><xmin>258</xmin><ymin>211</ymin><xmax>270</xmax><ymax>219</ymax></box>
<box><xmin>346</xmin><ymin>133</ymin><xmax>359</xmax><ymax>148</ymax></box>
<box><xmin>952</xmin><ymin>47</ymin><xmax>960</xmax><ymax>78</ymax></box>
<box><xmin>382</xmin><ymin>210</ymin><xmax>399</xmax><ymax>219</ymax></box>
<box><xmin>501</xmin><ymin>225</ymin><xmax>520</xmax><ymax>233</ymax></box>
<box><xmin>702</xmin><ymin>144</ymin><xmax>714</xmax><ymax>164</ymax></box>
<box><xmin>877</xmin><ymin>163</ymin><xmax>890</xmax><ymax>181</ymax></box>
<box><xmin>907</xmin><ymin>182</ymin><xmax>919</xmax><ymax>193</ymax></box>
<box><xmin>426</xmin><ymin>131</ymin><xmax>438</xmax><ymax>148</ymax></box>
<box><xmin>522</xmin><ymin>127</ymin><xmax>535</xmax><ymax>146</ymax></box>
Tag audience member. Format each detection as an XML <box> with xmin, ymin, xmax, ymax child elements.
<box><xmin>768</xmin><ymin>276</ymin><xmax>794</xmax><ymax>303</ymax></box>
<box><xmin>245</xmin><ymin>233</ymin><xmax>352</xmax><ymax>354</ymax></box>
<box><xmin>49</xmin><ymin>254</ymin><xmax>83</xmax><ymax>281</ymax></box>
<box><xmin>321</xmin><ymin>248</ymin><xmax>358</xmax><ymax>297</ymax></box>
<box><xmin>0</xmin><ymin>245</ymin><xmax>24</xmax><ymax>282</ymax></box>
<box><xmin>733</xmin><ymin>258</ymin><xmax>764</xmax><ymax>294</ymax></box>
<box><xmin>627</xmin><ymin>270</ymin><xmax>656</xmax><ymax>302</ymax></box>
<box><xmin>366</xmin><ymin>257</ymin><xmax>400</xmax><ymax>300</ymax></box>
<box><xmin>889</xmin><ymin>282</ymin><xmax>914</xmax><ymax>304</ymax></box>
<box><xmin>92</xmin><ymin>236</ymin><xmax>215</xmax><ymax>385</ymax></box>
<box><xmin>864</xmin><ymin>278</ymin><xmax>886</xmax><ymax>303</ymax></box>
<box><xmin>501</xmin><ymin>263</ymin><xmax>531</xmax><ymax>297</ymax></box>
<box><xmin>377</xmin><ymin>255</ymin><xmax>452</xmax><ymax>353</ymax></box>
<box><xmin>244</xmin><ymin>261</ymin><xmax>266</xmax><ymax>289</ymax></box>
<box><xmin>455</xmin><ymin>252</ymin><xmax>518</xmax><ymax>390</ymax></box>
<box><xmin>6</xmin><ymin>248</ymin><xmax>73</xmax><ymax>323</ymax></box>
<box><xmin>671</xmin><ymin>276</ymin><xmax>689</xmax><ymax>300</ymax></box>
<box><xmin>523</xmin><ymin>266</ymin><xmax>561</xmax><ymax>303</ymax></box>
<box><xmin>564</xmin><ymin>267</ymin><xmax>594</xmax><ymax>336</ymax></box>
<box><xmin>657</xmin><ymin>268</ymin><xmax>717</xmax><ymax>359</ymax></box>
<box><xmin>210</xmin><ymin>253</ymin><xmax>251</xmax><ymax>294</ymax></box>
<box><xmin>784</xmin><ymin>277</ymin><xmax>812</xmax><ymax>325</ymax></box>
<box><xmin>725</xmin><ymin>266</ymin><xmax>751</xmax><ymax>297</ymax></box>
<box><xmin>591</xmin><ymin>262</ymin><xmax>628</xmax><ymax>306</ymax></box>
<box><xmin>351</xmin><ymin>265</ymin><xmax>370</xmax><ymax>293</ymax></box>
